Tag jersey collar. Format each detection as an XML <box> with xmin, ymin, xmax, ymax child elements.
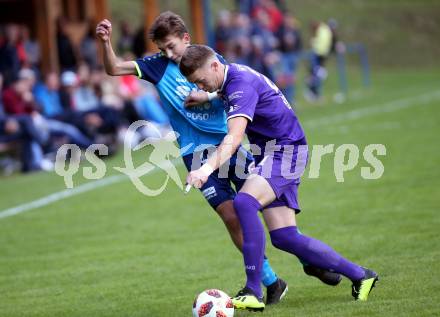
<box><xmin>220</xmin><ymin>65</ymin><xmax>229</xmax><ymax>92</ymax></box>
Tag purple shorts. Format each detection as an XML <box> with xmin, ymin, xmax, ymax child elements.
<box><xmin>252</xmin><ymin>138</ymin><xmax>308</xmax><ymax>213</ymax></box>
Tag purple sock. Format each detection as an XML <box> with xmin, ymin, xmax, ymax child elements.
<box><xmin>270</xmin><ymin>226</ymin><xmax>365</xmax><ymax>281</ymax></box>
<box><xmin>233</xmin><ymin>193</ymin><xmax>265</xmax><ymax>298</ymax></box>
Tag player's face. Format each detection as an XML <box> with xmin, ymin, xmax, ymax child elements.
<box><xmin>187</xmin><ymin>61</ymin><xmax>221</xmax><ymax>93</ymax></box>
<box><xmin>155</xmin><ymin>33</ymin><xmax>190</xmax><ymax>64</ymax></box>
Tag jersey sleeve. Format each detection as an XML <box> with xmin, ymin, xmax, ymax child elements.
<box><xmin>133</xmin><ymin>53</ymin><xmax>169</xmax><ymax>85</ymax></box>
<box><xmin>225</xmin><ymin>79</ymin><xmax>258</xmax><ymax>122</ymax></box>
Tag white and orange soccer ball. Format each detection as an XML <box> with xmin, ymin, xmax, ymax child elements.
<box><xmin>192</xmin><ymin>289</ymin><xmax>234</xmax><ymax>317</ymax></box>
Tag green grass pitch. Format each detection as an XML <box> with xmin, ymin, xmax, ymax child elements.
<box><xmin>1</xmin><ymin>67</ymin><xmax>439</xmax><ymax>316</ymax></box>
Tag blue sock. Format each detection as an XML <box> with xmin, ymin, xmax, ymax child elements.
<box><xmin>260</xmin><ymin>257</ymin><xmax>278</xmax><ymax>287</ymax></box>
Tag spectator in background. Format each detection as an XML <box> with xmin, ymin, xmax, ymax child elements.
<box><xmin>132</xmin><ymin>24</ymin><xmax>146</xmax><ymax>58</ymax></box>
<box><xmin>251</xmin><ymin>8</ymin><xmax>278</xmax><ymax>54</ymax></box>
<box><xmin>276</xmin><ymin>13</ymin><xmax>303</xmax><ymax>102</ymax></box>
<box><xmin>0</xmin><ymin>72</ymin><xmax>50</xmax><ymax>172</ymax></box>
<box><xmin>73</xmin><ymin>62</ymin><xmax>100</xmax><ymax>112</ymax></box>
<box><xmin>235</xmin><ymin>0</ymin><xmax>258</xmax><ymax>14</ymax></box>
<box><xmin>133</xmin><ymin>81</ymin><xmax>171</xmax><ymax>140</ymax></box>
<box><xmin>305</xmin><ymin>21</ymin><xmax>333</xmax><ymax>102</ymax></box>
<box><xmin>328</xmin><ymin>18</ymin><xmax>345</xmax><ymax>55</ymax></box>
<box><xmin>0</xmin><ymin>24</ymin><xmax>21</xmax><ymax>86</ymax></box>
<box><xmin>34</xmin><ymin>71</ymin><xmax>65</xmax><ymax>119</ymax></box>
<box><xmin>56</xmin><ymin>18</ymin><xmax>77</xmax><ymax>71</ymax></box>
<box><xmin>252</xmin><ymin>0</ymin><xmax>284</xmax><ymax>33</ymax></box>
<box><xmin>117</xmin><ymin>21</ymin><xmax>134</xmax><ymax>55</ymax></box>
<box><xmin>71</xmin><ymin>63</ymin><xmax>121</xmax><ymax>141</ymax></box>
<box><xmin>247</xmin><ymin>35</ymin><xmax>269</xmax><ymax>75</ymax></box>
<box><xmin>264</xmin><ymin>50</ymin><xmax>295</xmax><ymax>102</ymax></box>
<box><xmin>230</xmin><ymin>13</ymin><xmax>252</xmax><ymax>42</ymax></box>
<box><xmin>3</xmin><ymin>68</ymin><xmax>93</xmax><ymax>149</ymax></box>
<box><xmin>214</xmin><ymin>10</ymin><xmax>232</xmax><ymax>56</ymax></box>
<box><xmin>33</xmin><ymin>71</ymin><xmax>91</xmax><ymax>136</ymax></box>
<box><xmin>2</xmin><ymin>69</ymin><xmax>36</xmax><ymax>116</ymax></box>
<box><xmin>277</xmin><ymin>13</ymin><xmax>302</xmax><ymax>54</ymax></box>
<box><xmin>21</xmin><ymin>25</ymin><xmax>41</xmax><ymax>70</ymax></box>
<box><xmin>80</xmin><ymin>21</ymin><xmax>99</xmax><ymax>68</ymax></box>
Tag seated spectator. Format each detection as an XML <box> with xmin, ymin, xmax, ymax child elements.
<box><xmin>60</xmin><ymin>66</ymin><xmax>121</xmax><ymax>142</ymax></box>
<box><xmin>214</xmin><ymin>10</ymin><xmax>232</xmax><ymax>56</ymax></box>
<box><xmin>3</xmin><ymin>69</ymin><xmax>93</xmax><ymax>149</ymax></box>
<box><xmin>0</xmin><ymin>73</ymin><xmax>49</xmax><ymax>172</ymax></box>
<box><xmin>33</xmin><ymin>71</ymin><xmax>65</xmax><ymax>119</ymax></box>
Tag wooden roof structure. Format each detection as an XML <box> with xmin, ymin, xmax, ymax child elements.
<box><xmin>0</xmin><ymin>0</ymin><xmax>207</xmax><ymax>74</ymax></box>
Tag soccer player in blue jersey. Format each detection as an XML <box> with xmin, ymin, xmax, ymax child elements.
<box><xmin>95</xmin><ymin>11</ymin><xmax>295</xmax><ymax>304</ymax></box>
<box><xmin>180</xmin><ymin>45</ymin><xmax>379</xmax><ymax>312</ymax></box>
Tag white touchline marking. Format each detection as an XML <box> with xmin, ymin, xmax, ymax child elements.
<box><xmin>0</xmin><ymin>161</ymin><xmax>183</xmax><ymax>220</ymax></box>
<box><xmin>0</xmin><ymin>174</ymin><xmax>125</xmax><ymax>219</ymax></box>
<box><xmin>1</xmin><ymin>90</ymin><xmax>439</xmax><ymax>220</ymax></box>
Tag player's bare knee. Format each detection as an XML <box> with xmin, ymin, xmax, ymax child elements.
<box><xmin>216</xmin><ymin>201</ymin><xmax>239</xmax><ymax>226</ymax></box>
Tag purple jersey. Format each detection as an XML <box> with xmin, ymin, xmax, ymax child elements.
<box><xmin>221</xmin><ymin>64</ymin><xmax>305</xmax><ymax>148</ymax></box>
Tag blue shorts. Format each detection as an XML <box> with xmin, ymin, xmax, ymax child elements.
<box><xmin>183</xmin><ymin>145</ymin><xmax>254</xmax><ymax>210</ymax></box>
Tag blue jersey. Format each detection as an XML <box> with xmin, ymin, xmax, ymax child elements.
<box><xmin>133</xmin><ymin>53</ymin><xmax>227</xmax><ymax>155</ymax></box>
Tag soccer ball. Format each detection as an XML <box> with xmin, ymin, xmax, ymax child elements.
<box><xmin>192</xmin><ymin>289</ymin><xmax>234</xmax><ymax>317</ymax></box>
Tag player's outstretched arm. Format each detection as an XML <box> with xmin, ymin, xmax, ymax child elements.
<box><xmin>96</xmin><ymin>19</ymin><xmax>136</xmax><ymax>76</ymax></box>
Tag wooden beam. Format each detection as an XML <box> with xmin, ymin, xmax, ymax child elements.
<box><xmin>92</xmin><ymin>0</ymin><xmax>110</xmax><ymax>62</ymax></box>
<box><xmin>34</xmin><ymin>0</ymin><xmax>58</xmax><ymax>74</ymax></box>
<box><xmin>189</xmin><ymin>0</ymin><xmax>205</xmax><ymax>44</ymax></box>
<box><xmin>143</xmin><ymin>0</ymin><xmax>159</xmax><ymax>53</ymax></box>
<box><xmin>93</xmin><ymin>0</ymin><xmax>109</xmax><ymax>24</ymax></box>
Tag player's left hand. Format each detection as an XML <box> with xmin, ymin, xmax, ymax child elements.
<box><xmin>184</xmin><ymin>91</ymin><xmax>209</xmax><ymax>107</ymax></box>
<box><xmin>186</xmin><ymin>169</ymin><xmax>209</xmax><ymax>189</ymax></box>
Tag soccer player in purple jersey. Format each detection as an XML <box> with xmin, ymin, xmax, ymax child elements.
<box><xmin>180</xmin><ymin>45</ymin><xmax>378</xmax><ymax>312</ymax></box>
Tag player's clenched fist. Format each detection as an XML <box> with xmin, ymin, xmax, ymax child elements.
<box><xmin>186</xmin><ymin>169</ymin><xmax>209</xmax><ymax>189</ymax></box>
<box><xmin>96</xmin><ymin>19</ymin><xmax>112</xmax><ymax>42</ymax></box>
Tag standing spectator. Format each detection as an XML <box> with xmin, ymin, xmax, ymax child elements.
<box><xmin>328</xmin><ymin>18</ymin><xmax>345</xmax><ymax>55</ymax></box>
<box><xmin>252</xmin><ymin>0</ymin><xmax>284</xmax><ymax>33</ymax></box>
<box><xmin>0</xmin><ymin>24</ymin><xmax>21</xmax><ymax>85</ymax></box>
<box><xmin>80</xmin><ymin>22</ymin><xmax>99</xmax><ymax>68</ymax></box>
<box><xmin>21</xmin><ymin>25</ymin><xmax>41</xmax><ymax>70</ymax></box>
<box><xmin>132</xmin><ymin>24</ymin><xmax>146</xmax><ymax>58</ymax></box>
<box><xmin>56</xmin><ymin>18</ymin><xmax>77</xmax><ymax>71</ymax></box>
<box><xmin>117</xmin><ymin>21</ymin><xmax>134</xmax><ymax>55</ymax></box>
<box><xmin>305</xmin><ymin>21</ymin><xmax>333</xmax><ymax>102</ymax></box>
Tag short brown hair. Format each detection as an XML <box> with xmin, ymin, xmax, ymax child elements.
<box><xmin>148</xmin><ymin>11</ymin><xmax>188</xmax><ymax>41</ymax></box>
<box><xmin>179</xmin><ymin>44</ymin><xmax>216</xmax><ymax>77</ymax></box>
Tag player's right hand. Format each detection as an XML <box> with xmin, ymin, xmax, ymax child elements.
<box><xmin>96</xmin><ymin>19</ymin><xmax>112</xmax><ymax>42</ymax></box>
<box><xmin>184</xmin><ymin>91</ymin><xmax>209</xmax><ymax>107</ymax></box>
